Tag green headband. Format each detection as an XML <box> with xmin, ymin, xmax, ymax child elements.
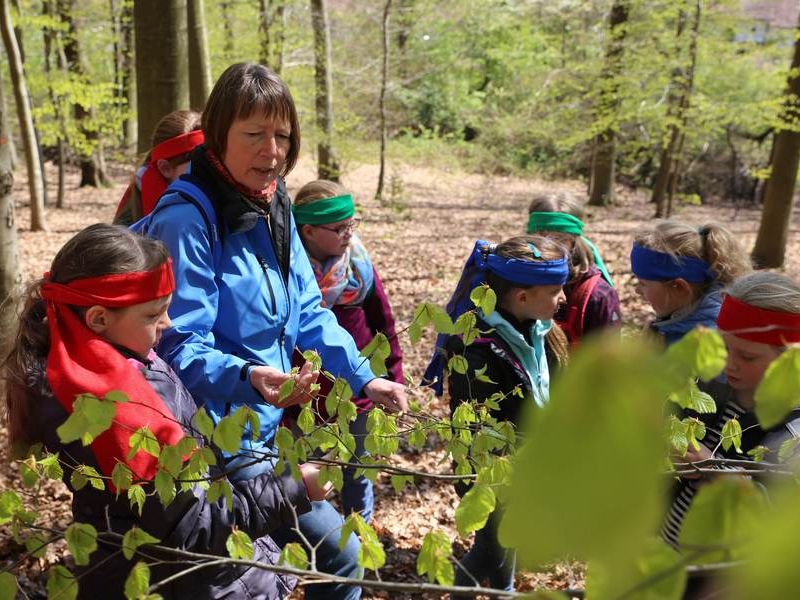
<box><xmin>527</xmin><ymin>211</ymin><xmax>584</xmax><ymax>235</ymax></box>
<box><xmin>526</xmin><ymin>211</ymin><xmax>616</xmax><ymax>288</ymax></box>
<box><xmin>292</xmin><ymin>194</ymin><xmax>355</xmax><ymax>225</ymax></box>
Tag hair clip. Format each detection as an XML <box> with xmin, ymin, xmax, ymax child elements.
<box><xmin>528</xmin><ymin>242</ymin><xmax>542</xmax><ymax>258</ymax></box>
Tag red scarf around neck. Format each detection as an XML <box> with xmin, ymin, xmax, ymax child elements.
<box><xmin>206</xmin><ymin>148</ymin><xmax>277</xmax><ymax>202</ymax></box>
<box><xmin>40</xmin><ymin>260</ymin><xmax>184</xmax><ymax>484</ymax></box>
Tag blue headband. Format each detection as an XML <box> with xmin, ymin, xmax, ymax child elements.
<box><xmin>474</xmin><ymin>240</ymin><xmax>569</xmax><ymax>287</ymax></box>
<box><xmin>630</xmin><ymin>243</ymin><xmax>714</xmax><ymax>283</ymax></box>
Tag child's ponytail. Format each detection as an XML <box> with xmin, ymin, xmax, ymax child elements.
<box><xmin>699</xmin><ymin>223</ymin><xmax>752</xmax><ymax>286</ymax></box>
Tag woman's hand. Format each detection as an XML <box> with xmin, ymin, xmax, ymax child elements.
<box><xmin>363</xmin><ymin>378</ymin><xmax>409</xmax><ymax>413</ymax></box>
<box><xmin>249</xmin><ymin>361</ymin><xmax>319</xmax><ymax>407</ymax></box>
<box><xmin>299</xmin><ymin>463</ymin><xmax>333</xmax><ymax>501</ymax></box>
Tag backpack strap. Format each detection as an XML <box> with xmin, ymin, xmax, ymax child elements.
<box><xmin>557</xmin><ymin>272</ymin><xmax>602</xmax><ymax>345</ymax></box>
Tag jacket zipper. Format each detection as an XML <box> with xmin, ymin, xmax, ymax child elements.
<box><xmin>256</xmin><ymin>253</ymin><xmax>278</xmax><ymax>315</ymax></box>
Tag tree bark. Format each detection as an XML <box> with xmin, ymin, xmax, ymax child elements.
<box><xmin>220</xmin><ymin>0</ymin><xmax>234</xmax><ymax>61</ymax></box>
<box><xmin>59</xmin><ymin>0</ymin><xmax>109</xmax><ymax>187</ymax></box>
<box><xmin>588</xmin><ymin>0</ymin><xmax>629</xmax><ymax>207</ymax></box>
<box><xmin>0</xmin><ymin>69</ymin><xmax>19</xmax><ymax>359</ymax></box>
<box><xmin>751</xmin><ymin>11</ymin><xmax>800</xmax><ymax>268</ymax></box>
<box><xmin>120</xmin><ymin>1</ymin><xmax>135</xmax><ymax>152</ymax></box>
<box><xmin>187</xmin><ymin>0</ymin><xmax>211</xmax><ymax>110</ymax></box>
<box><xmin>311</xmin><ymin>0</ymin><xmax>339</xmax><ymax>181</ymax></box>
<box><xmin>42</xmin><ymin>0</ymin><xmax>67</xmax><ymax>207</ymax></box>
<box><xmin>652</xmin><ymin>0</ymin><xmax>700</xmax><ymax>218</ymax></box>
<box><xmin>0</xmin><ymin>0</ymin><xmax>46</xmax><ymax>230</ymax></box>
<box><xmin>258</xmin><ymin>0</ymin><xmax>285</xmax><ymax>74</ymax></box>
<box><xmin>134</xmin><ymin>0</ymin><xmax>188</xmax><ymax>153</ymax></box>
<box><xmin>375</xmin><ymin>0</ymin><xmax>392</xmax><ymax>202</ymax></box>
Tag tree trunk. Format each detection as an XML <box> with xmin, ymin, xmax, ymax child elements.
<box><xmin>0</xmin><ymin>0</ymin><xmax>46</xmax><ymax>231</ymax></box>
<box><xmin>187</xmin><ymin>0</ymin><xmax>211</xmax><ymax>110</ymax></box>
<box><xmin>59</xmin><ymin>0</ymin><xmax>109</xmax><ymax>188</ymax></box>
<box><xmin>751</xmin><ymin>12</ymin><xmax>800</xmax><ymax>268</ymax></box>
<box><xmin>43</xmin><ymin>0</ymin><xmax>67</xmax><ymax>207</ymax></box>
<box><xmin>0</xmin><ymin>71</ymin><xmax>19</xmax><ymax>359</ymax></box>
<box><xmin>220</xmin><ymin>1</ymin><xmax>234</xmax><ymax>61</ymax></box>
<box><xmin>652</xmin><ymin>0</ymin><xmax>700</xmax><ymax>217</ymax></box>
<box><xmin>259</xmin><ymin>0</ymin><xmax>286</xmax><ymax>74</ymax></box>
<box><xmin>311</xmin><ymin>0</ymin><xmax>339</xmax><ymax>181</ymax></box>
<box><xmin>120</xmin><ymin>1</ymin><xmax>135</xmax><ymax>152</ymax></box>
<box><xmin>375</xmin><ymin>0</ymin><xmax>392</xmax><ymax>202</ymax></box>
<box><xmin>588</xmin><ymin>0</ymin><xmax>629</xmax><ymax>207</ymax></box>
<box><xmin>134</xmin><ymin>0</ymin><xmax>188</xmax><ymax>153</ymax></box>
<box><xmin>0</xmin><ymin>58</ymin><xmax>16</xmax><ymax>169</ymax></box>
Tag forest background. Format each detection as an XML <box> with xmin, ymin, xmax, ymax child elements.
<box><xmin>3</xmin><ymin>0</ymin><xmax>800</xmax><ymax>599</ymax></box>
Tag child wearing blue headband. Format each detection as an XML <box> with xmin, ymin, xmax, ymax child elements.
<box><xmin>631</xmin><ymin>220</ymin><xmax>750</xmax><ymax>345</ymax></box>
<box><xmin>426</xmin><ymin>235</ymin><xmax>569</xmax><ymax>595</ymax></box>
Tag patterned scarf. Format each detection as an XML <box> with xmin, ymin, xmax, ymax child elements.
<box><xmin>309</xmin><ymin>234</ymin><xmax>375</xmax><ymax>308</ymax></box>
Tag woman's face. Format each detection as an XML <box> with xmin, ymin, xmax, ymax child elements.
<box><xmin>223</xmin><ymin>113</ymin><xmax>291</xmax><ymax>191</ymax></box>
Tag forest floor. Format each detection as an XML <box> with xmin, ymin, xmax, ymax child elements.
<box><xmin>3</xmin><ymin>155</ymin><xmax>800</xmax><ymax>599</ymax></box>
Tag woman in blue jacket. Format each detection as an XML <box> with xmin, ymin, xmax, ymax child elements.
<box><xmin>146</xmin><ymin>63</ymin><xmax>407</xmax><ymax>600</ymax></box>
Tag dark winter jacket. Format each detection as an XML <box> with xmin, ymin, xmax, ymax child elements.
<box><xmin>30</xmin><ymin>350</ymin><xmax>311</xmax><ymax>600</ymax></box>
<box><xmin>650</xmin><ymin>285</ymin><xmax>723</xmax><ymax>345</ymax></box>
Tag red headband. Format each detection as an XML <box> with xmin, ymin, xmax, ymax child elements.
<box><xmin>140</xmin><ymin>130</ymin><xmax>205</xmax><ymax>217</ymax></box>
<box><xmin>150</xmin><ymin>130</ymin><xmax>205</xmax><ymax>163</ymax></box>
<box><xmin>717</xmin><ymin>294</ymin><xmax>800</xmax><ymax>346</ymax></box>
<box><xmin>41</xmin><ymin>260</ymin><xmax>183</xmax><ymax>486</ymax></box>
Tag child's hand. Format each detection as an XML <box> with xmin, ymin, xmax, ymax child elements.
<box><xmin>363</xmin><ymin>378</ymin><xmax>408</xmax><ymax>413</ymax></box>
<box><xmin>249</xmin><ymin>362</ymin><xmax>319</xmax><ymax>407</ymax></box>
<box><xmin>299</xmin><ymin>463</ymin><xmax>333</xmax><ymax>501</ymax></box>
<box><xmin>676</xmin><ymin>444</ymin><xmax>713</xmax><ymax>480</ymax></box>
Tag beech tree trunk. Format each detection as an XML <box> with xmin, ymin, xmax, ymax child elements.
<box><xmin>187</xmin><ymin>0</ymin><xmax>211</xmax><ymax>110</ymax></box>
<box><xmin>652</xmin><ymin>0</ymin><xmax>700</xmax><ymax>218</ymax></box>
<box><xmin>134</xmin><ymin>0</ymin><xmax>188</xmax><ymax>153</ymax></box>
<box><xmin>0</xmin><ymin>71</ymin><xmax>18</xmax><ymax>358</ymax></box>
<box><xmin>120</xmin><ymin>0</ymin><xmax>135</xmax><ymax>151</ymax></box>
<box><xmin>0</xmin><ymin>0</ymin><xmax>46</xmax><ymax>230</ymax></box>
<box><xmin>588</xmin><ymin>0</ymin><xmax>629</xmax><ymax>207</ymax></box>
<box><xmin>42</xmin><ymin>0</ymin><xmax>67</xmax><ymax>207</ymax></box>
<box><xmin>375</xmin><ymin>0</ymin><xmax>392</xmax><ymax>202</ymax></box>
<box><xmin>311</xmin><ymin>0</ymin><xmax>339</xmax><ymax>181</ymax></box>
<box><xmin>259</xmin><ymin>0</ymin><xmax>286</xmax><ymax>74</ymax></box>
<box><xmin>751</xmin><ymin>12</ymin><xmax>800</xmax><ymax>268</ymax></box>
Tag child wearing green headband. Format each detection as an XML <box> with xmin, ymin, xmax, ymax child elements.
<box><xmin>527</xmin><ymin>192</ymin><xmax>621</xmax><ymax>345</ymax></box>
<box><xmin>290</xmin><ymin>179</ymin><xmax>405</xmax><ymax>525</ymax></box>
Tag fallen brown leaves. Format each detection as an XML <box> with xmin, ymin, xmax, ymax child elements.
<box><xmin>4</xmin><ymin>157</ymin><xmax>800</xmax><ymax>598</ymax></box>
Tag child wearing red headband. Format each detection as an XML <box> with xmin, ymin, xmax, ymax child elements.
<box><xmin>662</xmin><ymin>272</ymin><xmax>800</xmax><ymax>559</ymax></box>
<box><xmin>113</xmin><ymin>110</ymin><xmax>204</xmax><ymax>225</ymax></box>
<box><xmin>3</xmin><ymin>224</ymin><xmax>329</xmax><ymax>599</ymax></box>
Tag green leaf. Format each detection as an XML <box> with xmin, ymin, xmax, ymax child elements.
<box><xmin>455</xmin><ymin>484</ymin><xmax>496</xmax><ymax>536</ymax></box>
<box><xmin>297</xmin><ymin>405</ymin><xmax>315</xmax><ymax>435</ymax></box>
<box><xmin>128</xmin><ymin>427</ymin><xmax>161</xmax><ymax>461</ymax></box>
<box><xmin>390</xmin><ymin>474</ymin><xmax>414</xmax><ymax>493</ymax></box>
<box><xmin>665</xmin><ymin>327</ymin><xmax>727</xmax><ymax>382</ymax></box>
<box><xmin>339</xmin><ymin>513</ymin><xmax>385</xmax><ymax>571</ymax></box>
<box><xmin>360</xmin><ymin>333</ymin><xmax>391</xmax><ymax>377</ymax></box>
<box><xmin>25</xmin><ymin>533</ymin><xmax>49</xmax><ymax>558</ymax></box>
<box><xmin>359</xmin><ymin>538</ymin><xmax>387</xmax><ymax>571</ymax></box>
<box><xmin>56</xmin><ymin>394</ymin><xmax>116</xmax><ymax>446</ymax></box>
<box><xmin>19</xmin><ymin>459</ymin><xmax>39</xmax><ymax>488</ymax></box>
<box><xmin>39</xmin><ymin>453</ymin><xmax>63</xmax><ymax>480</ymax></box>
<box><xmin>721</xmin><ymin>418</ymin><xmax>743</xmax><ymax>453</ymax></box>
<box><xmin>128</xmin><ymin>485</ymin><xmax>146</xmax><ymax>516</ymax></box>
<box><xmin>680</xmin><ymin>478</ymin><xmax>766</xmax><ymax>563</ymax></box>
<box><xmin>47</xmin><ymin>565</ymin><xmax>77</xmax><ymax>600</ymax></box>
<box><xmin>212</xmin><ymin>414</ymin><xmax>244</xmax><ymax>455</ymax></box>
<box><xmin>105</xmin><ymin>390</ymin><xmax>129</xmax><ymax>403</ymax></box>
<box><xmin>409</xmin><ymin>424</ymin><xmax>426</xmax><ymax>449</ymax></box>
<box><xmin>454</xmin><ymin>311</ymin><xmax>479</xmax><ymax>346</ymax></box>
<box><xmin>124</xmin><ymin>562</ymin><xmax>150</xmax><ymax>600</ymax></box>
<box><xmin>122</xmin><ymin>527</ymin><xmax>160</xmax><ymax>560</ymax></box>
<box><xmin>417</xmin><ymin>530</ymin><xmax>455</xmax><ymax>586</ymax></box>
<box><xmin>755</xmin><ymin>347</ymin><xmax>800</xmax><ymax>429</ymax></box>
<box><xmin>408</xmin><ymin>321</ymin><xmax>423</xmax><ymax>345</ymax></box>
<box><xmin>470</xmin><ymin>285</ymin><xmax>497</xmax><ymax>316</ymax></box>
<box><xmin>226</xmin><ymin>529</ymin><xmax>254</xmax><ymax>560</ymax></box>
<box><xmin>278</xmin><ymin>542</ymin><xmax>309</xmax><ymax>570</ymax></box>
<box><xmin>747</xmin><ymin>445</ymin><xmax>769</xmax><ymax>463</ymax></box>
<box><xmin>319</xmin><ymin>465</ymin><xmax>344</xmax><ymax>492</ymax></box>
<box><xmin>65</xmin><ymin>522</ymin><xmax>97</xmax><ymax>566</ymax></box>
<box><xmin>499</xmin><ymin>337</ymin><xmax>669</xmax><ymax>567</ymax></box>
<box><xmin>0</xmin><ymin>572</ymin><xmax>17</xmax><ymax>600</ymax></box>
<box><xmin>302</xmin><ymin>349</ymin><xmax>323</xmax><ymax>371</ymax></box>
<box><xmin>448</xmin><ymin>355</ymin><xmax>468</xmax><ymax>375</ymax></box>
<box><xmin>70</xmin><ymin>466</ymin><xmax>104</xmax><ymax>491</ymax></box>
<box><xmin>473</xmin><ymin>364</ymin><xmax>496</xmax><ymax>384</ymax></box>
<box><xmin>154</xmin><ymin>469</ymin><xmax>175</xmax><ymax>507</ymax></box>
<box><xmin>207</xmin><ymin>479</ymin><xmax>233</xmax><ymax>508</ymax></box>
<box><xmin>157</xmin><ymin>445</ymin><xmax>183</xmax><ymax>477</ymax></box>
<box><xmin>191</xmin><ymin>407</ymin><xmax>215</xmax><ymax>441</ymax></box>
<box><xmin>778</xmin><ymin>438</ymin><xmax>800</xmax><ymax>463</ymax></box>
<box><xmin>686</xmin><ymin>381</ymin><xmax>716</xmax><ymax>414</ymax></box>
<box><xmin>0</xmin><ymin>491</ymin><xmax>23</xmax><ymax>525</ymax></box>
<box><xmin>278</xmin><ymin>378</ymin><xmax>296</xmax><ymax>402</ymax></box>
<box><xmin>325</xmin><ymin>379</ymin><xmax>353</xmax><ymax>418</ymax></box>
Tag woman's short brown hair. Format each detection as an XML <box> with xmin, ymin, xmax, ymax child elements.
<box><xmin>202</xmin><ymin>63</ymin><xmax>301</xmax><ymax>176</ymax></box>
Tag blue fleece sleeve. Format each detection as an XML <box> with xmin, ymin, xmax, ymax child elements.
<box><xmin>289</xmin><ymin>215</ymin><xmax>376</xmax><ymax>394</ymax></box>
<box><xmin>148</xmin><ymin>200</ymin><xmax>265</xmax><ymax>413</ymax></box>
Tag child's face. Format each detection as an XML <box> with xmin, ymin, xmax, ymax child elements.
<box><xmin>301</xmin><ymin>217</ymin><xmax>359</xmax><ymax>261</ymax></box>
<box><xmin>722</xmin><ymin>332</ymin><xmax>782</xmax><ymax>393</ymax></box>
<box><xmin>634</xmin><ymin>278</ymin><xmax>691</xmax><ymax>318</ymax></box>
<box><xmin>506</xmin><ymin>285</ymin><xmax>566</xmax><ymax>322</ymax></box>
<box><xmin>94</xmin><ymin>294</ymin><xmax>172</xmax><ymax>360</ymax></box>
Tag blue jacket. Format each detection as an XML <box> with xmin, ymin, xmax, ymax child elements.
<box><xmin>148</xmin><ymin>148</ymin><xmax>375</xmax><ymax>449</ymax></box>
<box><xmin>650</xmin><ymin>285</ymin><xmax>723</xmax><ymax>345</ymax></box>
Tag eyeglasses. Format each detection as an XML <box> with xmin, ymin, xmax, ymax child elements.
<box><xmin>316</xmin><ymin>217</ymin><xmax>362</xmax><ymax>238</ymax></box>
